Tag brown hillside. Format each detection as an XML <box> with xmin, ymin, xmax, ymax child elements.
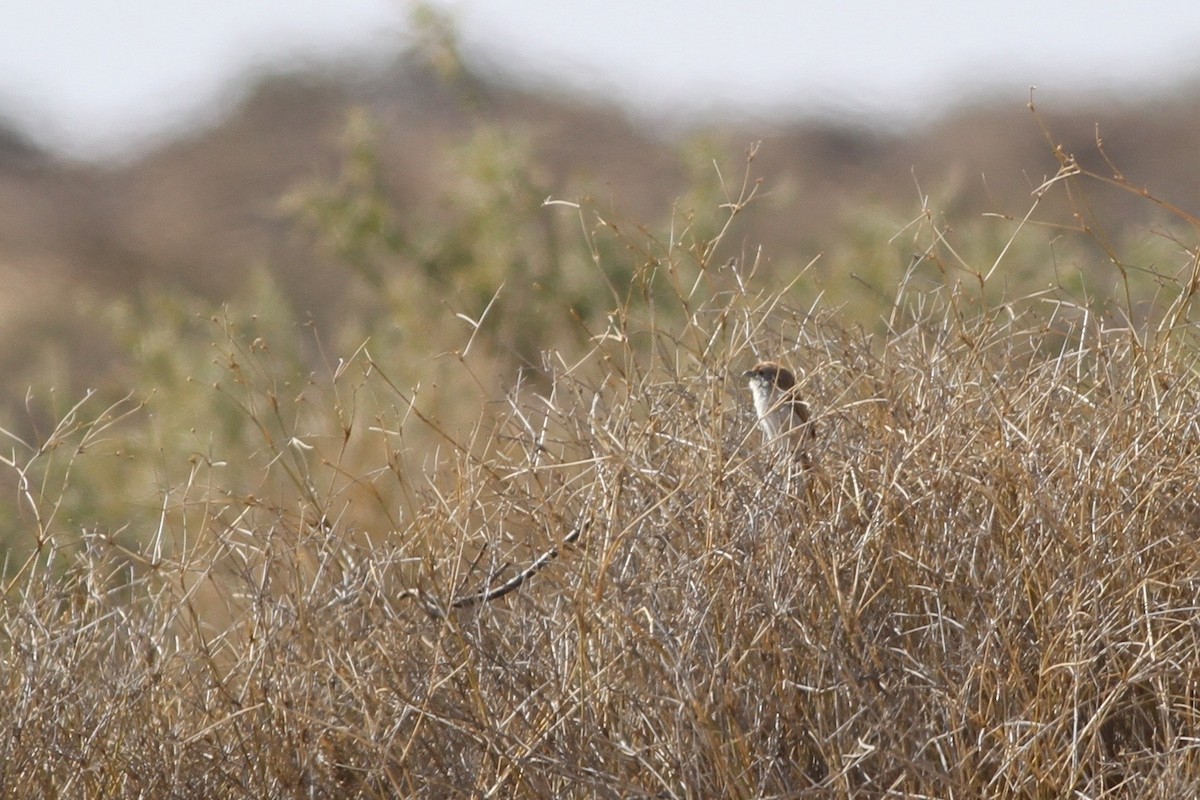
<box><xmin>1</xmin><ymin>59</ymin><xmax>1198</xmax><ymax>414</ymax></box>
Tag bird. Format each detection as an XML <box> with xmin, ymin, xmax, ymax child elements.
<box><xmin>743</xmin><ymin>361</ymin><xmax>816</xmax><ymax>469</ymax></box>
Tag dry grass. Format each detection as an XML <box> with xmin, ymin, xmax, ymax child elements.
<box><xmin>4</xmin><ymin>140</ymin><xmax>1200</xmax><ymax>798</ymax></box>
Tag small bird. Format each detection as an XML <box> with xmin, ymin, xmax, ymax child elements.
<box><xmin>744</xmin><ymin>361</ymin><xmax>816</xmax><ymax>468</ymax></box>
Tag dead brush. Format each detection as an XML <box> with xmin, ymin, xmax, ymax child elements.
<box><xmin>3</xmin><ymin>126</ymin><xmax>1200</xmax><ymax>798</ymax></box>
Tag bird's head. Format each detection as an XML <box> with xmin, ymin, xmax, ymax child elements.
<box><xmin>743</xmin><ymin>361</ymin><xmax>796</xmax><ymax>392</ymax></box>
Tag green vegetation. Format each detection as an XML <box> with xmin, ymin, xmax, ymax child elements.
<box><xmin>2</xmin><ymin>109</ymin><xmax>1200</xmax><ymax>796</ymax></box>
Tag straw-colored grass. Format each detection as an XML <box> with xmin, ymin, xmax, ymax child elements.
<box><xmin>3</xmin><ymin>133</ymin><xmax>1200</xmax><ymax>798</ymax></box>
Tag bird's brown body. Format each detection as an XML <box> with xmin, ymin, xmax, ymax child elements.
<box><xmin>743</xmin><ymin>361</ymin><xmax>815</xmax><ymax>468</ymax></box>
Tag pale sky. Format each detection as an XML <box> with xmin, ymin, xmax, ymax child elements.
<box><xmin>3</xmin><ymin>0</ymin><xmax>1199</xmax><ymax>160</ymax></box>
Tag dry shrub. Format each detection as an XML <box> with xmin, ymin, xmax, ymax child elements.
<box><xmin>3</xmin><ymin>133</ymin><xmax>1200</xmax><ymax>798</ymax></box>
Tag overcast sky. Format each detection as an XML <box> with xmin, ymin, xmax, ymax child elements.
<box><xmin>3</xmin><ymin>1</ymin><xmax>1199</xmax><ymax>160</ymax></box>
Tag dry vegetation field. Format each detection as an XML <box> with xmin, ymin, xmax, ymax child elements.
<box><xmin>3</xmin><ymin>122</ymin><xmax>1200</xmax><ymax>797</ymax></box>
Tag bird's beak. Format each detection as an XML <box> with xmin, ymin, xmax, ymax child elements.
<box><xmin>741</xmin><ymin>369</ymin><xmax>754</xmax><ymax>378</ymax></box>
